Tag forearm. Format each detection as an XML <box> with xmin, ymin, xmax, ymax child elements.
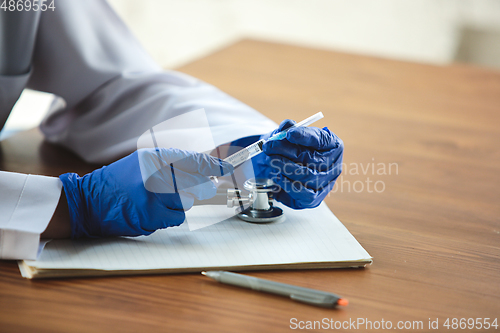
<box><xmin>41</xmin><ymin>189</ymin><xmax>71</xmax><ymax>239</ymax></box>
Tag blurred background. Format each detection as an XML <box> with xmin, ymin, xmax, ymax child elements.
<box><xmin>4</xmin><ymin>0</ymin><xmax>500</xmax><ymax>139</ymax></box>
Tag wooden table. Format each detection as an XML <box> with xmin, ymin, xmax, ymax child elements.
<box><xmin>1</xmin><ymin>40</ymin><xmax>499</xmax><ymax>332</ymax></box>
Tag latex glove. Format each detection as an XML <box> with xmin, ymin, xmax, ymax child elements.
<box><xmin>59</xmin><ymin>148</ymin><xmax>233</xmax><ymax>238</ymax></box>
<box><xmin>254</xmin><ymin>119</ymin><xmax>343</xmax><ymax>209</ymax></box>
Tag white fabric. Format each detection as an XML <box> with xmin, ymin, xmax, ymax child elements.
<box><xmin>29</xmin><ymin>0</ymin><xmax>276</xmax><ymax>163</ymax></box>
<box><xmin>0</xmin><ymin>172</ymin><xmax>62</xmax><ymax>259</ymax></box>
<box><xmin>0</xmin><ymin>0</ymin><xmax>277</xmax><ymax>259</ymax></box>
<box><xmin>0</xmin><ymin>69</ymin><xmax>32</xmax><ymax>130</ymax></box>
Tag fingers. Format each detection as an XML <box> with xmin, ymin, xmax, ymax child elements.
<box><xmin>143</xmin><ymin>193</ymin><xmax>187</xmax><ymax>229</ymax></box>
<box><xmin>180</xmin><ymin>178</ymin><xmax>217</xmax><ymax>201</ymax></box>
<box><xmin>179</xmin><ymin>194</ymin><xmax>195</xmax><ymax>212</ymax></box>
<box><xmin>144</xmin><ymin>166</ymin><xmax>217</xmax><ymax>200</ymax></box>
<box><xmin>271</xmin><ymin>164</ymin><xmax>339</xmax><ymax>209</ymax></box>
<box><xmin>267</xmin><ymin>156</ymin><xmax>342</xmax><ymax>191</ymax></box>
<box><xmin>261</xmin><ymin>133</ymin><xmax>343</xmax><ymax>209</ymax></box>
<box><xmin>194</xmin><ymin>155</ymin><xmax>234</xmax><ymax>177</ymax></box>
<box><xmin>263</xmin><ymin>139</ymin><xmax>343</xmax><ymax>170</ymax></box>
<box><xmin>155</xmin><ymin>148</ymin><xmax>234</xmax><ymax>176</ymax></box>
<box><xmin>286</xmin><ymin>126</ymin><xmax>341</xmax><ymax>150</ymax></box>
<box><xmin>273</xmin><ymin>175</ymin><xmax>333</xmax><ymax>209</ymax></box>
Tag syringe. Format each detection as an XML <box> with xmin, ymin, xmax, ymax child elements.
<box><xmin>212</xmin><ymin>112</ymin><xmax>324</xmax><ymax>181</ymax></box>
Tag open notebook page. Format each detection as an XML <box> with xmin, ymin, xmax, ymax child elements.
<box><xmin>19</xmin><ymin>203</ymin><xmax>372</xmax><ymax>277</ymax></box>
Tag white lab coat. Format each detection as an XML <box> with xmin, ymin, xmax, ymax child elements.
<box><xmin>0</xmin><ymin>0</ymin><xmax>276</xmax><ymax>260</ymax></box>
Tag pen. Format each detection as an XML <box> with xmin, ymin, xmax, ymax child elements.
<box><xmin>201</xmin><ymin>271</ymin><xmax>348</xmax><ymax>308</ymax></box>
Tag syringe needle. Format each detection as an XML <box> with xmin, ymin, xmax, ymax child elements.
<box><xmin>211</xmin><ymin>111</ymin><xmax>324</xmax><ymax>181</ymax></box>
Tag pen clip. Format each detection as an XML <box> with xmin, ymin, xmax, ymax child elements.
<box><xmin>290</xmin><ymin>294</ymin><xmax>337</xmax><ymax>308</ymax></box>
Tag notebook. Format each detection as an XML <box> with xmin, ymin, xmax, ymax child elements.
<box><xmin>19</xmin><ymin>203</ymin><xmax>372</xmax><ymax>279</ymax></box>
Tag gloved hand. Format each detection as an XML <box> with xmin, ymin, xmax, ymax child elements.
<box><xmin>253</xmin><ymin>119</ymin><xmax>343</xmax><ymax>209</ymax></box>
<box><xmin>59</xmin><ymin>148</ymin><xmax>233</xmax><ymax>238</ymax></box>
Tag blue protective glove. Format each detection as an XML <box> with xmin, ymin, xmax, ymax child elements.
<box><xmin>253</xmin><ymin>119</ymin><xmax>343</xmax><ymax>209</ymax></box>
<box><xmin>59</xmin><ymin>148</ymin><xmax>233</xmax><ymax>238</ymax></box>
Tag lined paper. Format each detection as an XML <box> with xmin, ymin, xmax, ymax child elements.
<box><xmin>21</xmin><ymin>203</ymin><xmax>371</xmax><ymax>275</ymax></box>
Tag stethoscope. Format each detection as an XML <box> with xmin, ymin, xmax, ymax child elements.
<box><xmin>227</xmin><ymin>178</ymin><xmax>284</xmax><ymax>223</ymax></box>
<box><xmin>196</xmin><ymin>178</ymin><xmax>284</xmax><ymax>223</ymax></box>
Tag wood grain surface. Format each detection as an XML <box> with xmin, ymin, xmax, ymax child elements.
<box><xmin>1</xmin><ymin>40</ymin><xmax>499</xmax><ymax>332</ymax></box>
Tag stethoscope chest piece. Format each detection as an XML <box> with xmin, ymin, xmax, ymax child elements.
<box><xmin>227</xmin><ymin>178</ymin><xmax>284</xmax><ymax>223</ymax></box>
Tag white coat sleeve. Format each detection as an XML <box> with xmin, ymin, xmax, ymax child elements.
<box><xmin>28</xmin><ymin>0</ymin><xmax>277</xmax><ymax>164</ymax></box>
<box><xmin>0</xmin><ymin>71</ymin><xmax>32</xmax><ymax>129</ymax></box>
<box><xmin>0</xmin><ymin>0</ymin><xmax>276</xmax><ymax>260</ymax></box>
<box><xmin>0</xmin><ymin>171</ymin><xmax>62</xmax><ymax>260</ymax></box>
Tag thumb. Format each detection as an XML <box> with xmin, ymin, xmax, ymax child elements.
<box><xmin>159</xmin><ymin>148</ymin><xmax>234</xmax><ymax>177</ymax></box>
<box><xmin>278</xmin><ymin>119</ymin><xmax>296</xmax><ymax>132</ymax></box>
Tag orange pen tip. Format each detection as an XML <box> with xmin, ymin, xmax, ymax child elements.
<box><xmin>337</xmin><ymin>298</ymin><xmax>349</xmax><ymax>306</ymax></box>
